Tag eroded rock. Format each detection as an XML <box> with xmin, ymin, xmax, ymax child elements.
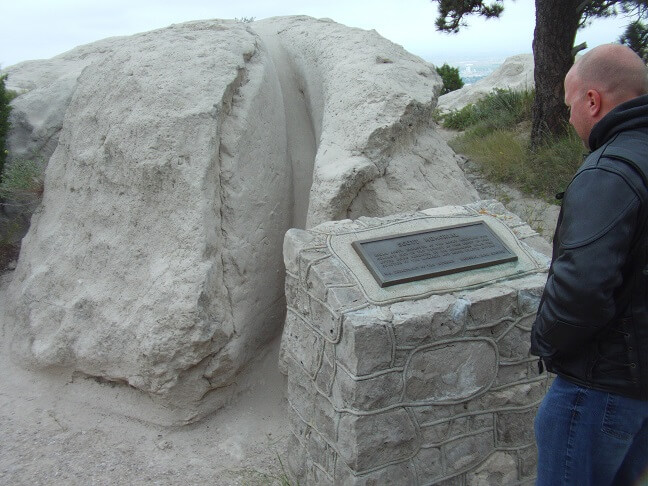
<box><xmin>5</xmin><ymin>17</ymin><xmax>479</xmax><ymax>423</ymax></box>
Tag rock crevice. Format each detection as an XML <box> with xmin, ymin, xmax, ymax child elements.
<box><xmin>4</xmin><ymin>16</ymin><xmax>479</xmax><ymax>423</ymax></box>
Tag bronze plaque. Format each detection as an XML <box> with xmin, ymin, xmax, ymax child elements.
<box><xmin>352</xmin><ymin>221</ymin><xmax>518</xmax><ymax>288</ymax></box>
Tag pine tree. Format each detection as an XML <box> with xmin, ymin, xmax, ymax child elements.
<box><xmin>431</xmin><ymin>1</ymin><xmax>648</xmax><ymax>146</ymax></box>
<box><xmin>620</xmin><ymin>20</ymin><xmax>648</xmax><ymax>61</ymax></box>
<box><xmin>436</xmin><ymin>63</ymin><xmax>465</xmax><ymax>94</ymax></box>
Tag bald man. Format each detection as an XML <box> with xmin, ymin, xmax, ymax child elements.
<box><xmin>531</xmin><ymin>44</ymin><xmax>648</xmax><ymax>485</ymax></box>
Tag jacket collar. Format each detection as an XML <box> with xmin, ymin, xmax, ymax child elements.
<box><xmin>589</xmin><ymin>94</ymin><xmax>648</xmax><ymax>151</ymax></box>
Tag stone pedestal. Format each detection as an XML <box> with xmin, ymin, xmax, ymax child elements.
<box><xmin>280</xmin><ymin>201</ymin><xmax>551</xmax><ymax>485</ymax></box>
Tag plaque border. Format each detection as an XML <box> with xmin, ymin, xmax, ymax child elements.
<box><xmin>351</xmin><ymin>221</ymin><xmax>518</xmax><ymax>288</ymax></box>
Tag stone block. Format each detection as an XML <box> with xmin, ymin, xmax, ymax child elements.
<box><xmin>516</xmin><ymin>312</ymin><xmax>536</xmax><ymax>329</ymax></box>
<box><xmin>331</xmin><ymin>367</ymin><xmax>403</xmax><ymax>411</ymax></box>
<box><xmin>464</xmin><ymin>317</ymin><xmax>513</xmax><ymax>342</ymax></box>
<box><xmin>336</xmin><ymin>307</ymin><xmax>394</xmax><ymax>375</ymax></box>
<box><xmin>299</xmin><ymin>248</ymin><xmax>330</xmax><ymax>282</ymax></box>
<box><xmin>411</xmin><ymin>404</ymin><xmax>456</xmax><ymax>426</ymax></box>
<box><xmin>469</xmin><ymin>412</ymin><xmax>494</xmax><ymax>432</ymax></box>
<box><xmin>469</xmin><ymin>381</ymin><xmax>546</xmax><ymax>411</ymax></box>
<box><xmin>287</xmin><ymin>371</ymin><xmax>319</xmax><ymax>425</ymax></box>
<box><xmin>288</xmin><ymin>371</ymin><xmax>340</xmax><ymax>443</ymax></box>
<box><xmin>310</xmin><ymin>396</ymin><xmax>340</xmax><ymax>445</ymax></box>
<box><xmin>285</xmin><ymin>273</ymin><xmax>310</xmax><ymax>316</ymax></box>
<box><xmin>466</xmin><ymin>451</ymin><xmax>518</xmax><ymax>486</ymax></box>
<box><xmin>280</xmin><ymin>203</ymin><xmax>549</xmax><ymax>484</ymax></box>
<box><xmin>390</xmin><ymin>294</ymin><xmax>461</xmax><ymax>347</ymax></box>
<box><xmin>307</xmin><ymin>255</ymin><xmax>351</xmax><ymax>301</ymax></box>
<box><xmin>309</xmin><ymin>295</ymin><xmax>342</xmax><ymax>342</ymax></box>
<box><xmin>284</xmin><ymin>433</ymin><xmax>307</xmax><ymax>485</ymax></box>
<box><xmin>412</xmin><ymin>446</ymin><xmax>444</xmax><ymax>484</ymax></box>
<box><xmin>497</xmin><ymin>323</ymin><xmax>531</xmax><ymax>360</ymax></box>
<box><xmin>337</xmin><ymin>409</ymin><xmax>419</xmax><ymax>472</ymax></box>
<box><xmin>338</xmin><ymin>461</ymin><xmax>419</xmax><ymax>486</ymax></box>
<box><xmin>284</xmin><ymin>228</ymin><xmax>318</xmax><ymax>275</ymax></box>
<box><xmin>393</xmin><ymin>349</ymin><xmax>411</xmax><ymax>368</ymax></box>
<box><xmin>496</xmin><ymin>407</ymin><xmax>537</xmax><ymax>447</ymax></box>
<box><xmin>444</xmin><ymin>430</ymin><xmax>494</xmax><ymax>474</ymax></box>
<box><xmin>326</xmin><ymin>285</ymin><xmax>366</xmax><ymax>312</ymax></box>
<box><xmin>281</xmin><ymin>310</ymin><xmax>323</xmax><ymax>378</ymax></box>
<box><xmin>421</xmin><ymin>417</ymin><xmax>469</xmax><ymax>446</ymax></box>
<box><xmin>304</xmin><ymin>427</ymin><xmax>337</xmax><ymax>478</ymax></box>
<box><xmin>305</xmin><ymin>464</ymin><xmax>335</xmax><ymax>486</ymax></box>
<box><xmin>434</xmin><ymin>476</ymin><xmax>466</xmax><ymax>486</ymax></box>
<box><xmin>404</xmin><ymin>339</ymin><xmax>498</xmax><ymax>403</ymax></box>
<box><xmin>518</xmin><ymin>443</ymin><xmax>538</xmax><ymax>479</ymax></box>
<box><xmin>462</xmin><ymin>285</ymin><xmax>518</xmax><ymax>329</ymax></box>
<box><xmin>288</xmin><ymin>405</ymin><xmax>307</xmax><ymax>437</ymax></box>
<box><xmin>495</xmin><ymin>361</ymin><xmax>532</xmax><ymax>387</ymax></box>
<box><xmin>314</xmin><ymin>343</ymin><xmax>336</xmax><ymax>396</ymax></box>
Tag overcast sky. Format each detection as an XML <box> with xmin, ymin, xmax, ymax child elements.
<box><xmin>0</xmin><ymin>0</ymin><xmax>633</xmax><ymax>68</ymax></box>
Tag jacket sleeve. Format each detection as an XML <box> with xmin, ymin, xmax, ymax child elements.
<box><xmin>531</xmin><ymin>165</ymin><xmax>641</xmax><ymax>356</ymax></box>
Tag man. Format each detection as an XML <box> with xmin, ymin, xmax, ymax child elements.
<box><xmin>531</xmin><ymin>44</ymin><xmax>648</xmax><ymax>486</ymax></box>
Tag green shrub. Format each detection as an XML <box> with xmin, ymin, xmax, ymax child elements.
<box><xmin>441</xmin><ymin>88</ymin><xmax>534</xmax><ymax>133</ymax></box>
<box><xmin>446</xmin><ymin>88</ymin><xmax>584</xmax><ymax>200</ymax></box>
<box><xmin>525</xmin><ymin>130</ymin><xmax>584</xmax><ymax>196</ymax></box>
<box><xmin>0</xmin><ymin>73</ymin><xmax>11</xmax><ymax>183</ymax></box>
<box><xmin>451</xmin><ymin>129</ymin><xmax>526</xmax><ymax>181</ymax></box>
<box><xmin>440</xmin><ymin>104</ymin><xmax>480</xmax><ymax>130</ymax></box>
<box><xmin>436</xmin><ymin>63</ymin><xmax>464</xmax><ymax>95</ymax></box>
<box><xmin>0</xmin><ymin>157</ymin><xmax>45</xmax><ymax>202</ymax></box>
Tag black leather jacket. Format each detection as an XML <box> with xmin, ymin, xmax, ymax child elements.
<box><xmin>531</xmin><ymin>94</ymin><xmax>648</xmax><ymax>401</ymax></box>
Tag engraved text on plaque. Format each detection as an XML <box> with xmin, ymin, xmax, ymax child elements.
<box><xmin>351</xmin><ymin>221</ymin><xmax>518</xmax><ymax>287</ymax></box>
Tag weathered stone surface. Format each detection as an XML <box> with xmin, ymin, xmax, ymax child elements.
<box><xmin>6</xmin><ymin>16</ymin><xmax>478</xmax><ymax>229</ymax></box>
<box><xmin>413</xmin><ymin>447</ymin><xmax>444</xmax><ymax>482</ymax></box>
<box><xmin>254</xmin><ymin>17</ymin><xmax>478</xmax><ymax>226</ymax></box>
<box><xmin>331</xmin><ymin>367</ymin><xmax>403</xmax><ymax>411</ymax></box>
<box><xmin>444</xmin><ymin>430</ymin><xmax>494</xmax><ymax>473</ymax></box>
<box><xmin>6</xmin><ymin>20</ymin><xmax>292</xmax><ymax>423</ymax></box>
<box><xmin>496</xmin><ymin>408</ymin><xmax>537</xmax><ymax>446</ymax></box>
<box><xmin>5</xmin><ymin>14</ymin><xmax>481</xmax><ymax>423</ymax></box>
<box><xmin>390</xmin><ymin>294</ymin><xmax>461</xmax><ymax>345</ymax></box>
<box><xmin>462</xmin><ymin>285</ymin><xmax>518</xmax><ymax>329</ymax></box>
<box><xmin>338</xmin><ymin>409</ymin><xmax>419</xmax><ymax>471</ymax></box>
<box><xmin>281</xmin><ymin>205</ymin><xmax>549</xmax><ymax>484</ymax></box>
<box><xmin>466</xmin><ymin>451</ymin><xmax>518</xmax><ymax>486</ymax></box>
<box><xmin>347</xmin><ymin>461</ymin><xmax>419</xmax><ymax>486</ymax></box>
<box><xmin>282</xmin><ymin>310</ymin><xmax>323</xmax><ymax>378</ymax></box>
<box><xmin>404</xmin><ymin>339</ymin><xmax>498</xmax><ymax>403</ymax></box>
<box><xmin>519</xmin><ymin>443</ymin><xmax>539</xmax><ymax>479</ymax></box>
<box><xmin>336</xmin><ymin>307</ymin><xmax>393</xmax><ymax>375</ymax></box>
<box><xmin>4</xmin><ymin>37</ymin><xmax>128</xmax><ymax>163</ymax></box>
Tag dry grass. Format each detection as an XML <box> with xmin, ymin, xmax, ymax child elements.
<box><xmin>441</xmin><ymin>89</ymin><xmax>584</xmax><ymax>201</ymax></box>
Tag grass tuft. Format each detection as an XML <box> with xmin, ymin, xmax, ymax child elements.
<box><xmin>443</xmin><ymin>88</ymin><xmax>584</xmax><ymax>201</ymax></box>
<box><xmin>0</xmin><ymin>157</ymin><xmax>45</xmax><ymax>202</ymax></box>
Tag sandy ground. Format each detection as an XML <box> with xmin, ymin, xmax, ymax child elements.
<box><xmin>0</xmin><ymin>130</ymin><xmax>559</xmax><ymax>485</ymax></box>
<box><xmin>0</xmin><ymin>270</ymin><xmax>291</xmax><ymax>485</ymax></box>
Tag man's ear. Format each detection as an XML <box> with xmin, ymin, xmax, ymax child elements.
<box><xmin>586</xmin><ymin>89</ymin><xmax>602</xmax><ymax>116</ymax></box>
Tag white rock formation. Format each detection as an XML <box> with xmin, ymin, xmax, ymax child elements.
<box><xmin>5</xmin><ymin>16</ymin><xmax>478</xmax><ymax>423</ymax></box>
<box><xmin>5</xmin><ymin>38</ymin><xmax>128</xmax><ymax>163</ymax></box>
<box><xmin>437</xmin><ymin>54</ymin><xmax>534</xmax><ymax>112</ymax></box>
<box><xmin>254</xmin><ymin>17</ymin><xmax>477</xmax><ymax>226</ymax></box>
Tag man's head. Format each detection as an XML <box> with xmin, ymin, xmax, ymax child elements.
<box><xmin>564</xmin><ymin>43</ymin><xmax>648</xmax><ymax>147</ymax></box>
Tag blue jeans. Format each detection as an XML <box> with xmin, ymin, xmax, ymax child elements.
<box><xmin>534</xmin><ymin>375</ymin><xmax>648</xmax><ymax>486</ymax></box>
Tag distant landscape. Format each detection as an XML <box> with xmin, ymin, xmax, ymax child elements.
<box><xmin>451</xmin><ymin>58</ymin><xmax>504</xmax><ymax>84</ymax></box>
